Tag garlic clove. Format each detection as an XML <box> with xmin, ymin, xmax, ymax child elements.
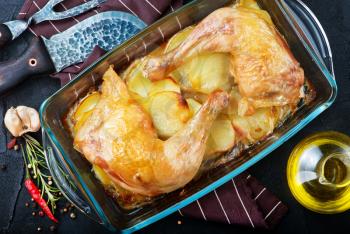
<box><xmin>16</xmin><ymin>106</ymin><xmax>41</xmax><ymax>134</ymax></box>
<box><xmin>4</xmin><ymin>107</ymin><xmax>22</xmax><ymax>137</ymax></box>
<box><xmin>4</xmin><ymin>106</ymin><xmax>40</xmax><ymax>137</ymax></box>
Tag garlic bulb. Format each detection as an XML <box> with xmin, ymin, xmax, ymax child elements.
<box><xmin>4</xmin><ymin>106</ymin><xmax>40</xmax><ymax>137</ymax></box>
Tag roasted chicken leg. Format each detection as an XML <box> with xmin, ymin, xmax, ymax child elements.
<box><xmin>74</xmin><ymin>66</ymin><xmax>229</xmax><ymax>196</ymax></box>
<box><xmin>143</xmin><ymin>6</ymin><xmax>304</xmax><ymax>110</ymax></box>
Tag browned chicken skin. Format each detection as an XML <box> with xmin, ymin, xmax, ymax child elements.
<box><xmin>143</xmin><ymin>6</ymin><xmax>304</xmax><ymax>110</ymax></box>
<box><xmin>74</xmin><ymin>67</ymin><xmax>229</xmax><ymax>196</ymax></box>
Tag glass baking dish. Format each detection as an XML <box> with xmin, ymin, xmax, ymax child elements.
<box><xmin>40</xmin><ymin>0</ymin><xmax>337</xmax><ymax>232</ymax></box>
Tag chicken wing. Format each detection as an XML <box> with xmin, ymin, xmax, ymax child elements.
<box><xmin>74</xmin><ymin>66</ymin><xmax>229</xmax><ymax>196</ymax></box>
<box><xmin>143</xmin><ymin>6</ymin><xmax>304</xmax><ymax>110</ymax></box>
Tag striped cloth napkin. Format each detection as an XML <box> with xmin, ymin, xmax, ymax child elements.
<box><xmin>17</xmin><ymin>0</ymin><xmax>287</xmax><ymax>229</ymax></box>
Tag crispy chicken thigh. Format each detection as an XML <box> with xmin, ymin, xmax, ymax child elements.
<box><xmin>143</xmin><ymin>6</ymin><xmax>304</xmax><ymax>110</ymax></box>
<box><xmin>74</xmin><ymin>67</ymin><xmax>229</xmax><ymax>196</ymax></box>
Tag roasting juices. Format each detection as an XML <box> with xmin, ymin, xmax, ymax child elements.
<box><xmin>287</xmin><ymin>131</ymin><xmax>350</xmax><ymax>213</ymax></box>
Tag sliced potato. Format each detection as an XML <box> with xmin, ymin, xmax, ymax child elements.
<box><xmin>225</xmin><ymin>87</ymin><xmax>255</xmax><ymax>117</ymax></box>
<box><xmin>93</xmin><ymin>165</ymin><xmax>113</xmax><ymax>186</ymax></box>
<box><xmin>237</xmin><ymin>0</ymin><xmax>273</xmax><ymax>25</ymax></box>
<box><xmin>74</xmin><ymin>92</ymin><xmax>100</xmax><ymax>121</ymax></box>
<box><xmin>231</xmin><ymin>108</ymin><xmax>276</xmax><ymax>144</ymax></box>
<box><xmin>73</xmin><ymin>92</ymin><xmax>101</xmax><ymax>135</ymax></box>
<box><xmin>239</xmin><ymin>0</ymin><xmax>260</xmax><ymax>9</ymax></box>
<box><xmin>149</xmin><ymin>91</ymin><xmax>191</xmax><ymax>138</ymax></box>
<box><xmin>170</xmin><ymin>53</ymin><xmax>232</xmax><ymax>94</ymax></box>
<box><xmin>74</xmin><ymin>110</ymin><xmax>93</xmax><ymax>134</ymax></box>
<box><xmin>164</xmin><ymin>26</ymin><xmax>195</xmax><ymax>53</ymax></box>
<box><xmin>125</xmin><ymin>60</ymin><xmax>152</xmax><ymax>97</ymax></box>
<box><xmin>130</xmin><ymin>92</ymin><xmax>150</xmax><ymax>112</ymax></box>
<box><xmin>205</xmin><ymin>119</ymin><xmax>235</xmax><ymax>158</ymax></box>
<box><xmin>185</xmin><ymin>97</ymin><xmax>236</xmax><ymax>157</ymax></box>
<box><xmin>186</xmin><ymin>98</ymin><xmax>202</xmax><ymax>115</ymax></box>
<box><xmin>149</xmin><ymin>78</ymin><xmax>181</xmax><ymax>96</ymax></box>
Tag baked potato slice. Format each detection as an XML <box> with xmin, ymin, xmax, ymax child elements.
<box><xmin>164</xmin><ymin>26</ymin><xmax>195</xmax><ymax>53</ymax></box>
<box><xmin>74</xmin><ymin>92</ymin><xmax>100</xmax><ymax>121</ymax></box>
<box><xmin>205</xmin><ymin>119</ymin><xmax>236</xmax><ymax>158</ymax></box>
<box><xmin>231</xmin><ymin>108</ymin><xmax>276</xmax><ymax>144</ymax></box>
<box><xmin>149</xmin><ymin>78</ymin><xmax>181</xmax><ymax>96</ymax></box>
<box><xmin>186</xmin><ymin>97</ymin><xmax>235</xmax><ymax>157</ymax></box>
<box><xmin>73</xmin><ymin>92</ymin><xmax>101</xmax><ymax>135</ymax></box>
<box><xmin>186</xmin><ymin>98</ymin><xmax>202</xmax><ymax>115</ymax></box>
<box><xmin>125</xmin><ymin>60</ymin><xmax>153</xmax><ymax>97</ymax></box>
<box><xmin>170</xmin><ymin>53</ymin><xmax>232</xmax><ymax>94</ymax></box>
<box><xmin>149</xmin><ymin>91</ymin><xmax>192</xmax><ymax>138</ymax></box>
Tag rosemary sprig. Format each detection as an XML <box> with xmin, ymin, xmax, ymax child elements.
<box><xmin>23</xmin><ymin>135</ymin><xmax>61</xmax><ymax>213</ymax></box>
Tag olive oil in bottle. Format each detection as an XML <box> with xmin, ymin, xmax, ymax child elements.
<box><xmin>287</xmin><ymin>131</ymin><xmax>350</xmax><ymax>213</ymax></box>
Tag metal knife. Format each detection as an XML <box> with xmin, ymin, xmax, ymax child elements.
<box><xmin>0</xmin><ymin>11</ymin><xmax>146</xmax><ymax>95</ymax></box>
<box><xmin>0</xmin><ymin>0</ymin><xmax>106</xmax><ymax>48</ymax></box>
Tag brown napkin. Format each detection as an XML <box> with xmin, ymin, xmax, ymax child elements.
<box><xmin>17</xmin><ymin>0</ymin><xmax>288</xmax><ymax>229</ymax></box>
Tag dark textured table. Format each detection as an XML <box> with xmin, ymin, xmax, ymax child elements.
<box><xmin>0</xmin><ymin>0</ymin><xmax>349</xmax><ymax>233</ymax></box>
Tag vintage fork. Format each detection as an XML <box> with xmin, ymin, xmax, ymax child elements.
<box><xmin>0</xmin><ymin>0</ymin><xmax>106</xmax><ymax>48</ymax></box>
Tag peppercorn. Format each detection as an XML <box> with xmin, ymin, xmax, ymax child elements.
<box><xmin>32</xmin><ymin>211</ymin><xmax>36</xmax><ymax>216</ymax></box>
<box><xmin>37</xmin><ymin>226</ymin><xmax>42</xmax><ymax>232</ymax></box>
<box><xmin>49</xmin><ymin>225</ymin><xmax>56</xmax><ymax>232</ymax></box>
<box><xmin>31</xmin><ymin>198</ymin><xmax>34</xmax><ymax>202</ymax></box>
<box><xmin>38</xmin><ymin>211</ymin><xmax>44</xmax><ymax>217</ymax></box>
<box><xmin>63</xmin><ymin>208</ymin><xmax>68</xmax><ymax>213</ymax></box>
<box><xmin>48</xmin><ymin>180</ymin><xmax>53</xmax><ymax>185</ymax></box>
<box><xmin>14</xmin><ymin>145</ymin><xmax>19</xmax><ymax>151</ymax></box>
<box><xmin>0</xmin><ymin>164</ymin><xmax>7</xmax><ymax>171</ymax></box>
<box><xmin>25</xmin><ymin>202</ymin><xmax>29</xmax><ymax>207</ymax></box>
<box><xmin>27</xmin><ymin>164</ymin><xmax>32</xmax><ymax>169</ymax></box>
<box><xmin>70</xmin><ymin>212</ymin><xmax>76</xmax><ymax>219</ymax></box>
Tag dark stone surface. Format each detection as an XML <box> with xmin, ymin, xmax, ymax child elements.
<box><xmin>0</xmin><ymin>0</ymin><xmax>349</xmax><ymax>233</ymax></box>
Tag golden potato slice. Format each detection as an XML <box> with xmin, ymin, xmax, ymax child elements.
<box><xmin>149</xmin><ymin>78</ymin><xmax>180</xmax><ymax>96</ymax></box>
<box><xmin>74</xmin><ymin>92</ymin><xmax>100</xmax><ymax>121</ymax></box>
<box><xmin>205</xmin><ymin>119</ymin><xmax>235</xmax><ymax>158</ymax></box>
<box><xmin>239</xmin><ymin>0</ymin><xmax>260</xmax><ymax>9</ymax></box>
<box><xmin>231</xmin><ymin>108</ymin><xmax>276</xmax><ymax>144</ymax></box>
<box><xmin>130</xmin><ymin>92</ymin><xmax>150</xmax><ymax>112</ymax></box>
<box><xmin>74</xmin><ymin>110</ymin><xmax>93</xmax><ymax>135</ymax></box>
<box><xmin>125</xmin><ymin>59</ymin><xmax>181</xmax><ymax>98</ymax></box>
<box><xmin>186</xmin><ymin>98</ymin><xmax>202</xmax><ymax>115</ymax></box>
<box><xmin>93</xmin><ymin>165</ymin><xmax>113</xmax><ymax>186</ymax></box>
<box><xmin>170</xmin><ymin>53</ymin><xmax>232</xmax><ymax>94</ymax></box>
<box><xmin>149</xmin><ymin>91</ymin><xmax>191</xmax><ymax>138</ymax></box>
<box><xmin>73</xmin><ymin>92</ymin><xmax>101</xmax><ymax>135</ymax></box>
<box><xmin>227</xmin><ymin>87</ymin><xmax>290</xmax><ymax>144</ymax></box>
<box><xmin>125</xmin><ymin>60</ymin><xmax>152</xmax><ymax>97</ymax></box>
<box><xmin>164</xmin><ymin>26</ymin><xmax>195</xmax><ymax>53</ymax></box>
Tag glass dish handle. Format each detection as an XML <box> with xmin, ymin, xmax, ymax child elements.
<box><xmin>283</xmin><ymin>0</ymin><xmax>335</xmax><ymax>78</ymax></box>
<box><xmin>42</xmin><ymin>130</ymin><xmax>94</xmax><ymax>217</ymax></box>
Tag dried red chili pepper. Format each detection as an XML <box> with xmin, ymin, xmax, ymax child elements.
<box><xmin>7</xmin><ymin>138</ymin><xmax>16</xmax><ymax>149</ymax></box>
<box><xmin>24</xmin><ymin>179</ymin><xmax>58</xmax><ymax>223</ymax></box>
<box><xmin>21</xmin><ymin>145</ymin><xmax>58</xmax><ymax>223</ymax></box>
